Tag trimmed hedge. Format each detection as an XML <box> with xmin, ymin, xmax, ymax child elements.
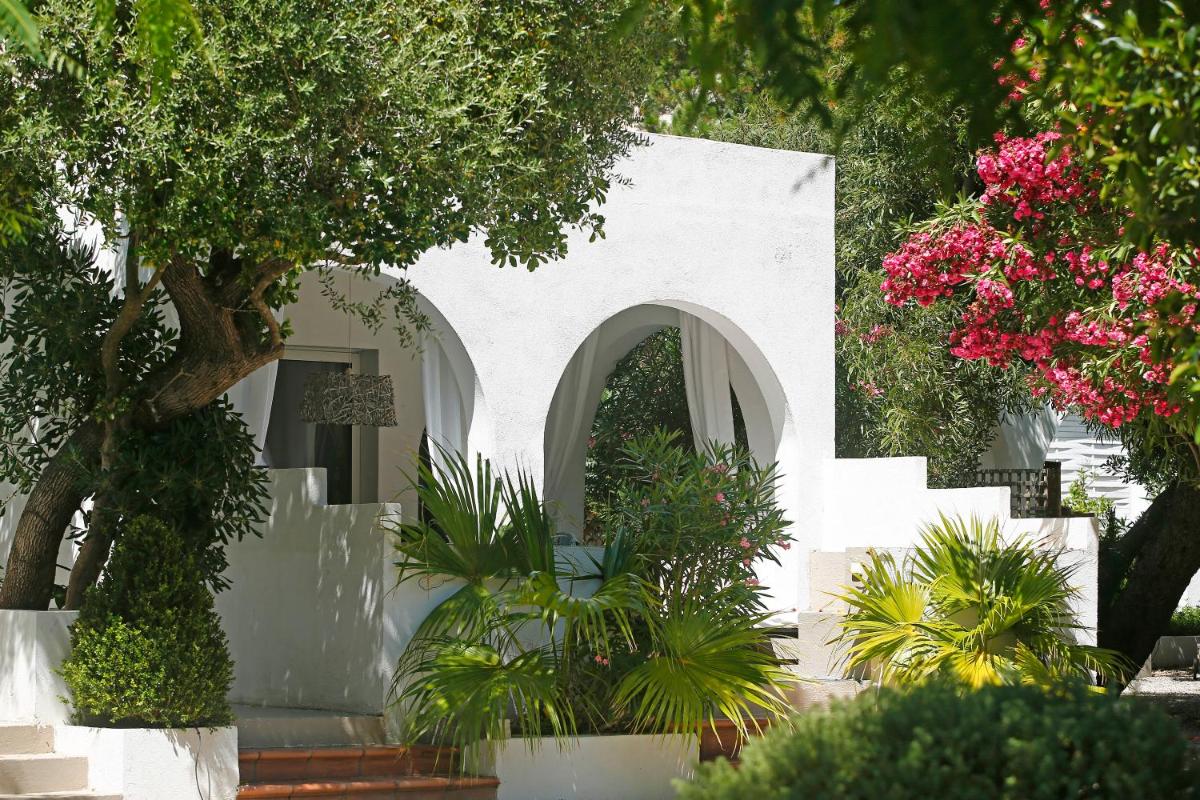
<box><xmin>677</xmin><ymin>683</ymin><xmax>1196</xmax><ymax>800</ymax></box>
<box><xmin>60</xmin><ymin>516</ymin><xmax>234</xmax><ymax>728</ymax></box>
<box><xmin>1168</xmin><ymin>606</ymin><xmax>1200</xmax><ymax>636</ymax></box>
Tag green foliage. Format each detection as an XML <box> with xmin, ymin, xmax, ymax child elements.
<box><xmin>643</xmin><ymin>15</ymin><xmax>1034</xmax><ymax>485</ymax></box>
<box><xmin>1063</xmin><ymin>470</ymin><xmax>1115</xmax><ymax>518</ymax></box>
<box><xmin>1167</xmin><ymin>606</ymin><xmax>1200</xmax><ymax>636</ymax></box>
<box><xmin>387</xmin><ymin>437</ymin><xmax>792</xmax><ymax>755</ymax></box>
<box><xmin>595</xmin><ymin>430</ymin><xmax>789</xmax><ymax>606</ymax></box>
<box><xmin>677</xmin><ymin>683</ymin><xmax>1196</xmax><ymax>800</ymax></box>
<box><xmin>0</xmin><ymin>229</ymin><xmax>266</xmax><ymax>588</ymax></box>
<box><xmin>4</xmin><ymin>0</ymin><xmax>656</xmax><ymax>282</ymax></box>
<box><xmin>583</xmin><ymin>328</ymin><xmax>749</xmax><ymax>539</ymax></box>
<box><xmin>0</xmin><ymin>0</ymin><xmax>40</xmax><ymax>58</ymax></box>
<box><xmin>60</xmin><ymin>516</ymin><xmax>234</xmax><ymax>727</ymax></box>
<box><xmin>832</xmin><ymin>515</ymin><xmax>1129</xmax><ymax>688</ymax></box>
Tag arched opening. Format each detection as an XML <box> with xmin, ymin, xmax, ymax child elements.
<box><xmin>543</xmin><ymin>303</ymin><xmax>792</xmax><ymax>545</ymax></box>
<box><xmin>583</xmin><ymin>326</ymin><xmax>749</xmax><ymax>541</ymax></box>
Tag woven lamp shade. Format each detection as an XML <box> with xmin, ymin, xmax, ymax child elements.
<box><xmin>298</xmin><ymin>372</ymin><xmax>398</xmax><ymax>427</ymax></box>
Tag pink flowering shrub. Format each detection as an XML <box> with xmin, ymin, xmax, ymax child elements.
<box><xmin>596</xmin><ymin>429</ymin><xmax>792</xmax><ymax>606</ymax></box>
<box><xmin>881</xmin><ymin>131</ymin><xmax>1199</xmax><ymax>433</ymax></box>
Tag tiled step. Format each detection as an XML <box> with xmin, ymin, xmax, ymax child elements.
<box><xmin>0</xmin><ymin>753</ymin><xmax>89</xmax><ymax>794</ymax></box>
<box><xmin>0</xmin><ymin>726</ymin><xmax>53</xmax><ymax>756</ymax></box>
<box><xmin>236</xmin><ymin>774</ymin><xmax>499</xmax><ymax>798</ymax></box>
<box><xmin>239</xmin><ymin>746</ymin><xmax>459</xmax><ymax>783</ymax></box>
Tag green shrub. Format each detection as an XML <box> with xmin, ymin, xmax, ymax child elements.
<box><xmin>1168</xmin><ymin>606</ymin><xmax>1200</xmax><ymax>636</ymax></box>
<box><xmin>677</xmin><ymin>683</ymin><xmax>1196</xmax><ymax>800</ymax></box>
<box><xmin>60</xmin><ymin>516</ymin><xmax>234</xmax><ymax>728</ymax></box>
<box><xmin>832</xmin><ymin>515</ymin><xmax>1129</xmax><ymax>687</ymax></box>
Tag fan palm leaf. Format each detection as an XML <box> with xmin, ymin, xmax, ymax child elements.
<box><xmin>613</xmin><ymin>593</ymin><xmax>792</xmax><ymax>739</ymax></box>
<box><xmin>399</xmin><ymin>640</ymin><xmax>576</xmax><ymax>753</ymax></box>
<box><xmin>832</xmin><ymin>514</ymin><xmax>1132</xmax><ymax>688</ymax></box>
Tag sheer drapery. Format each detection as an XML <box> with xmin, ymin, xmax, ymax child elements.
<box><xmin>421</xmin><ymin>332</ymin><xmax>468</xmax><ymax>475</ymax></box>
<box><xmin>543</xmin><ymin>330</ymin><xmax>601</xmax><ymax>526</ymax></box>
<box><xmin>680</xmin><ymin>312</ymin><xmax>736</xmax><ymax>451</ymax></box>
<box><xmin>226</xmin><ymin>361</ymin><xmax>281</xmax><ymax>465</ymax></box>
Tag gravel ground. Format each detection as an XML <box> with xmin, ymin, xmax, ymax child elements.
<box><xmin>1124</xmin><ymin>670</ymin><xmax>1200</xmax><ymax>753</ymax></box>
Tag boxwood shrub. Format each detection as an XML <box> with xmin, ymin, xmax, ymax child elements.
<box><xmin>60</xmin><ymin>516</ymin><xmax>234</xmax><ymax>728</ymax></box>
<box><xmin>677</xmin><ymin>683</ymin><xmax>1196</xmax><ymax>800</ymax></box>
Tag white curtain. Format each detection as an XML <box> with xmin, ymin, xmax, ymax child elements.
<box><xmin>422</xmin><ymin>333</ymin><xmax>467</xmax><ymax>475</ymax></box>
<box><xmin>226</xmin><ymin>361</ymin><xmax>280</xmax><ymax>465</ymax></box>
<box><xmin>680</xmin><ymin>312</ymin><xmax>736</xmax><ymax>452</ymax></box>
<box><xmin>543</xmin><ymin>331</ymin><xmax>601</xmax><ymax>534</ymax></box>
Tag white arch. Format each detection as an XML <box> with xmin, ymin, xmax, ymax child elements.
<box><xmin>542</xmin><ymin>302</ymin><xmax>803</xmax><ymax>614</ymax></box>
<box><xmin>417</xmin><ymin>297</ymin><xmax>494</xmax><ymax>471</ymax></box>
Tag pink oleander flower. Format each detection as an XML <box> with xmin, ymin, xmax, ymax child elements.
<box><xmin>739</xmin><ymin>537</ymin><xmax>752</xmax><ymax>549</ymax></box>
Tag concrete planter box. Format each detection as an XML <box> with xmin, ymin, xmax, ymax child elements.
<box><xmin>1151</xmin><ymin>635</ymin><xmax>1200</xmax><ymax>671</ymax></box>
<box><xmin>55</xmin><ymin>725</ymin><xmax>238</xmax><ymax>800</ymax></box>
<box><xmin>0</xmin><ymin>610</ymin><xmax>77</xmax><ymax>724</ymax></box>
<box><xmin>487</xmin><ymin>734</ymin><xmax>697</xmax><ymax>800</ymax></box>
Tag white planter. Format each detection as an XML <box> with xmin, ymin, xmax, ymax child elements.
<box><xmin>488</xmin><ymin>734</ymin><xmax>697</xmax><ymax>800</ymax></box>
<box><xmin>55</xmin><ymin>725</ymin><xmax>238</xmax><ymax>800</ymax></box>
<box><xmin>0</xmin><ymin>610</ymin><xmax>77</xmax><ymax>724</ymax></box>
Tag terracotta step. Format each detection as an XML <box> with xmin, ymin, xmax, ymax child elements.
<box><xmin>239</xmin><ymin>746</ymin><xmax>459</xmax><ymax>783</ymax></box>
<box><xmin>236</xmin><ymin>774</ymin><xmax>499</xmax><ymax>798</ymax></box>
<box><xmin>699</xmin><ymin>718</ymin><xmax>773</xmax><ymax>763</ymax></box>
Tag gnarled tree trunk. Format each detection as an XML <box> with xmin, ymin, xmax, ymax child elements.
<box><xmin>0</xmin><ymin>422</ymin><xmax>102</xmax><ymax>609</ymax></box>
<box><xmin>0</xmin><ymin>255</ymin><xmax>287</xmax><ymax>610</ymax></box>
<box><xmin>1099</xmin><ymin>481</ymin><xmax>1200</xmax><ymax>674</ymax></box>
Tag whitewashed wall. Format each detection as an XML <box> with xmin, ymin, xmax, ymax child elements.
<box><xmin>818</xmin><ymin>456</ymin><xmax>1099</xmax><ymax>642</ymax></box>
<box><xmin>403</xmin><ymin>133</ymin><xmax>837</xmax><ymax>617</ymax></box>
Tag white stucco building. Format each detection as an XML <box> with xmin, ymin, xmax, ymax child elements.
<box><xmin>0</xmin><ymin>133</ymin><xmax>1102</xmax><ymax>799</ymax></box>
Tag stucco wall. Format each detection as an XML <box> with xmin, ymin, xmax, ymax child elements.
<box><xmin>402</xmin><ymin>133</ymin><xmax>836</xmax><ymax>616</ymax></box>
<box><xmin>216</xmin><ymin>468</ymin><xmax>409</xmax><ymax>713</ymax></box>
<box><xmin>818</xmin><ymin>455</ymin><xmax>1099</xmax><ymax>642</ymax></box>
<box><xmin>0</xmin><ymin>610</ymin><xmax>77</xmax><ymax>723</ymax></box>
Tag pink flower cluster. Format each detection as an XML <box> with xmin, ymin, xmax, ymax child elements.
<box><xmin>882</xmin><ymin>132</ymin><xmax>1199</xmax><ymax>429</ymax></box>
<box><xmin>978</xmin><ymin>132</ymin><xmax>1088</xmax><ymax>222</ymax></box>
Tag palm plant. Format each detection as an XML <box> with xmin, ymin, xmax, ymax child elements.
<box><xmin>386</xmin><ymin>441</ymin><xmax>793</xmax><ymax>755</ymax></box>
<box><xmin>831</xmin><ymin>514</ymin><xmax>1130</xmax><ymax>689</ymax></box>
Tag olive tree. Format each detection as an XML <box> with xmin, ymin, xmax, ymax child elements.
<box><xmin>0</xmin><ymin>0</ymin><xmax>658</xmax><ymax>609</ymax></box>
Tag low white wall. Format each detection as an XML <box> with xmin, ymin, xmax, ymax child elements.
<box><xmin>488</xmin><ymin>734</ymin><xmax>696</xmax><ymax>800</ymax></box>
<box><xmin>218</xmin><ymin>469</ymin><xmax>605</xmax><ymax>727</ymax></box>
<box><xmin>817</xmin><ymin>456</ymin><xmax>1100</xmax><ymax>644</ymax></box>
<box><xmin>216</xmin><ymin>468</ymin><xmax>412</xmax><ymax>714</ymax></box>
<box><xmin>1151</xmin><ymin>636</ymin><xmax>1199</xmax><ymax>670</ymax></box>
<box><xmin>56</xmin><ymin>725</ymin><xmax>238</xmax><ymax>800</ymax></box>
<box><xmin>0</xmin><ymin>610</ymin><xmax>76</xmax><ymax>724</ymax></box>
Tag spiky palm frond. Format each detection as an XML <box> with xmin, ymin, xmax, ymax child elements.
<box><xmin>399</xmin><ymin>640</ymin><xmax>577</xmax><ymax>753</ymax></box>
<box><xmin>832</xmin><ymin>514</ymin><xmax>1132</xmax><ymax>689</ymax></box>
<box><xmin>508</xmin><ymin>569</ymin><xmax>647</xmax><ymax>659</ymax></box>
<box><xmin>390</xmin><ymin>449</ymin><xmax>510</xmax><ymax>585</ymax></box>
<box><xmin>0</xmin><ymin>0</ymin><xmax>39</xmax><ymax>58</ymax></box>
<box><xmin>613</xmin><ymin>594</ymin><xmax>793</xmax><ymax>739</ymax></box>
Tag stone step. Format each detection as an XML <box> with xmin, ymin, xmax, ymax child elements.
<box><xmin>0</xmin><ymin>754</ymin><xmax>89</xmax><ymax>794</ymax></box>
<box><xmin>235</xmin><ymin>706</ymin><xmax>387</xmax><ymax>749</ymax></box>
<box><xmin>239</xmin><ymin>746</ymin><xmax>459</xmax><ymax>783</ymax></box>
<box><xmin>0</xmin><ymin>726</ymin><xmax>53</xmax><ymax>755</ymax></box>
<box><xmin>236</xmin><ymin>774</ymin><xmax>499</xmax><ymax>798</ymax></box>
<box><xmin>0</xmin><ymin>794</ymin><xmax>121</xmax><ymax>800</ymax></box>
